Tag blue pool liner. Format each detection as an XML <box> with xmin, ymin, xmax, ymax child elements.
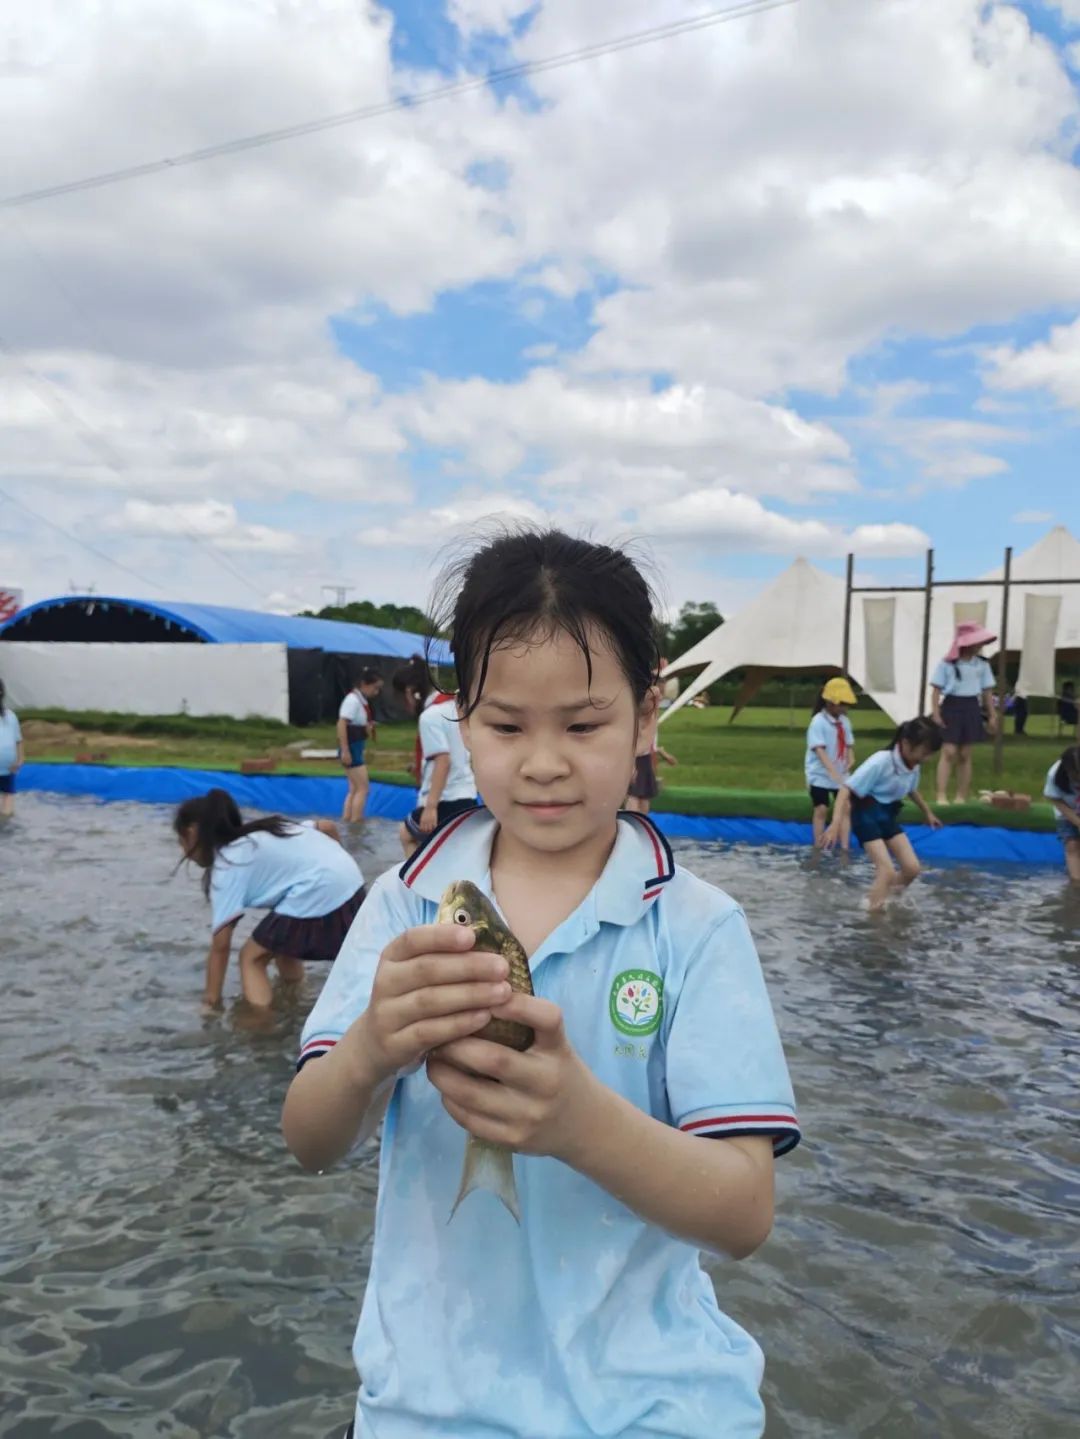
<box><xmin>19</xmin><ymin>763</ymin><xmax>1063</xmax><ymax>867</ymax></box>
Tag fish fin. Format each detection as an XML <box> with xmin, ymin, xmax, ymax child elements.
<box><xmin>449</xmin><ymin>1137</ymin><xmax>520</xmax><ymax>1224</ymax></box>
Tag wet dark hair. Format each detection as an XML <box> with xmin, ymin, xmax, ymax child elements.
<box><xmin>890</xmin><ymin>716</ymin><xmax>944</xmax><ymax>755</ymax></box>
<box><xmin>173</xmin><ymin>788</ymin><xmax>295</xmax><ymax>897</ymax></box>
<box><xmin>430</xmin><ymin>527</ymin><xmax>660</xmax><ymax>717</ymax></box>
<box><xmin>1053</xmin><ymin>745</ymin><xmax>1080</xmax><ymax>794</ymax></box>
<box><xmin>391</xmin><ymin>654</ymin><xmax>434</xmax><ymax>709</ymax></box>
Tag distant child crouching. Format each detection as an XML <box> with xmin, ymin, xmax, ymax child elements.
<box><xmin>1044</xmin><ymin>745</ymin><xmax>1080</xmax><ymax>882</ymax></box>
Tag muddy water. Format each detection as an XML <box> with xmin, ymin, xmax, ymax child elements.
<box><xmin>1</xmin><ymin>796</ymin><xmax>1077</xmax><ymax>1437</ymax></box>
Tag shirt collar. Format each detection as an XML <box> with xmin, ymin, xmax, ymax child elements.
<box><xmin>398</xmin><ymin>807</ymin><xmax>675</xmax><ymax>927</ymax></box>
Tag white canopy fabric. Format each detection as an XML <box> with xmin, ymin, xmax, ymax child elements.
<box><xmin>660</xmin><ymin>526</ymin><xmax>1080</xmax><ymax>726</ymax></box>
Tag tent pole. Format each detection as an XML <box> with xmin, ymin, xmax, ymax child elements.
<box><xmin>842</xmin><ymin>553</ymin><xmax>854</xmax><ymax>676</ymax></box>
<box><xmin>919</xmin><ymin>549</ymin><xmax>934</xmax><ymax>716</ymax></box>
<box><xmin>994</xmin><ymin>545</ymin><xmax>1012</xmax><ymax>777</ymax></box>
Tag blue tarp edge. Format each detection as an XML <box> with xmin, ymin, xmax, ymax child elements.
<box><xmin>19</xmin><ymin>763</ymin><xmax>1064</xmax><ymax>866</ymax></box>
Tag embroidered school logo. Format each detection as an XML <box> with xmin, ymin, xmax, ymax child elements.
<box><xmin>609</xmin><ymin>969</ymin><xmax>663</xmax><ymax>1037</ymax></box>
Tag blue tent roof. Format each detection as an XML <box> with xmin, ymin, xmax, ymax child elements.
<box><xmin>0</xmin><ymin>595</ymin><xmax>453</xmax><ymax>665</ymax></box>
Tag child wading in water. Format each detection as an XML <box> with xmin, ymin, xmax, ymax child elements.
<box><xmin>1044</xmin><ymin>744</ymin><xmax>1080</xmax><ymax>881</ymax></box>
<box><xmin>0</xmin><ymin>679</ymin><xmax>23</xmax><ymax>819</ymax></box>
<box><xmin>174</xmin><ymin>789</ymin><xmax>365</xmax><ymax>1014</ymax></box>
<box><xmin>283</xmin><ymin>530</ymin><xmax>800</xmax><ymax>1439</ymax></box>
<box><xmin>804</xmin><ymin>677</ymin><xmax>857</xmax><ymax>848</ymax></box>
<box><xmin>337</xmin><ymin>667</ymin><xmax>383</xmax><ymax>823</ymax></box>
<box><xmin>822</xmin><ymin>717</ymin><xmax>943</xmax><ymax>910</ymax></box>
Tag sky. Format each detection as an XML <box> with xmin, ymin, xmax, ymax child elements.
<box><xmin>1</xmin><ymin>0</ymin><xmax>1079</xmax><ymax>624</ymax></box>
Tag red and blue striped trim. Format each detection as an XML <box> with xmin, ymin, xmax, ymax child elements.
<box><xmin>398</xmin><ymin>806</ymin><xmax>482</xmax><ymax>889</ymax></box>
<box><xmin>625</xmin><ymin>811</ymin><xmax>676</xmax><ymax>900</ymax></box>
<box><xmin>681</xmin><ymin>1112</ymin><xmax>802</xmax><ymax>1156</ymax></box>
<box><xmin>295</xmin><ymin>1035</ymin><xmax>338</xmax><ymax>1072</ymax></box>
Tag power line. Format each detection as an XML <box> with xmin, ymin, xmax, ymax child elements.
<box><xmin>0</xmin><ymin>0</ymin><xmax>799</xmax><ymax>210</ymax></box>
<box><xmin>0</xmin><ymin>484</ymin><xmax>167</xmax><ymax>595</ymax></box>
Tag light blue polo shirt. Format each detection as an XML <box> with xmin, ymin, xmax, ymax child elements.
<box><xmin>0</xmin><ymin>708</ymin><xmax>21</xmax><ymax>775</ymax></box>
<box><xmin>845</xmin><ymin>746</ymin><xmax>921</xmax><ymax>805</ymax></box>
<box><xmin>930</xmin><ymin>656</ymin><xmax>995</xmax><ymax>698</ymax></box>
<box><xmin>299</xmin><ymin>808</ymin><xmax>799</xmax><ymax>1439</ymax></box>
<box><xmin>804</xmin><ymin>712</ymin><xmax>854</xmax><ymax>788</ymax></box>
<box><xmin>1043</xmin><ymin>762</ymin><xmax>1078</xmax><ymax>815</ymax></box>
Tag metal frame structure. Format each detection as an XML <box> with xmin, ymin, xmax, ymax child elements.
<box><xmin>842</xmin><ymin>548</ymin><xmax>1080</xmax><ymax>774</ymax></box>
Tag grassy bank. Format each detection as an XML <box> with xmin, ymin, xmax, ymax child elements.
<box><xmin>19</xmin><ymin>705</ymin><xmax>1073</xmax><ymax>829</ymax></box>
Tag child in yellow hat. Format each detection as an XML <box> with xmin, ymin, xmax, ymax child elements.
<box><xmin>805</xmin><ymin>677</ymin><xmax>857</xmax><ymax>849</ymax></box>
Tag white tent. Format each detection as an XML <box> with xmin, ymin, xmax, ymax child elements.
<box><xmin>659</xmin><ymin>557</ymin><xmax>925</xmax><ymax>725</ymax></box>
<box><xmin>660</xmin><ymin>526</ymin><xmax>1080</xmax><ymax>726</ymax></box>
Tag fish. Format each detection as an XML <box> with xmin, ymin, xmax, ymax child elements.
<box><xmin>436</xmin><ymin>879</ymin><xmax>535</xmax><ymax>1223</ymax></box>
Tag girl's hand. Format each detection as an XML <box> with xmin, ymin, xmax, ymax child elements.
<box><xmin>427</xmin><ymin>993</ymin><xmax>598</xmax><ymax>1165</ymax></box>
<box><xmin>927</xmin><ymin>811</ymin><xmax>943</xmax><ymax>830</ymax></box>
<box><xmin>418</xmin><ymin>803</ymin><xmax>438</xmax><ymax>834</ymax></box>
<box><xmin>819</xmin><ymin>823</ymin><xmax>839</xmax><ymax>851</ymax></box>
<box><xmin>356</xmin><ymin>924</ymin><xmax>511</xmax><ymax>1089</ymax></box>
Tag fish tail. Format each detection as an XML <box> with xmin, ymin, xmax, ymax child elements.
<box><xmin>449</xmin><ymin>1137</ymin><xmax>521</xmax><ymax>1224</ymax></box>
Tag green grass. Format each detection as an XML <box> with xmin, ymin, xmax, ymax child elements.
<box><xmin>21</xmin><ymin>705</ymin><xmax>1074</xmax><ymax>827</ymax></box>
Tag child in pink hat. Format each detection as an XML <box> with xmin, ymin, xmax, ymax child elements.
<box><xmin>929</xmin><ymin>621</ymin><xmax>998</xmax><ymax>804</ymax></box>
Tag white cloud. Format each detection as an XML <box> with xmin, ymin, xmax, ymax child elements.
<box><xmin>638</xmin><ymin>486</ymin><xmax>928</xmax><ymax>558</ymax></box>
<box><xmin>392</xmin><ymin>370</ymin><xmax>855</xmax><ymax>501</ymax></box>
<box><xmin>364</xmin><ymin>492</ymin><xmax>548</xmax><ymax>548</ymax></box>
<box><xmin>3</xmin><ymin>0</ymin><xmax>1079</xmax><ymax>602</ymax></box>
<box><xmin>984</xmin><ymin>316</ymin><xmax>1080</xmax><ymax>409</ymax></box>
<box><xmin>108</xmin><ymin>499</ymin><xmax>299</xmax><ymax>554</ymax></box>
<box><xmin>1011</xmin><ymin>509</ymin><xmax>1055</xmax><ymax>524</ymax></box>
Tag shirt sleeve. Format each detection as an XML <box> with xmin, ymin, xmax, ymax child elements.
<box><xmin>806</xmin><ymin>714</ymin><xmax>829</xmax><ymax>750</ymax></box>
<box><xmin>930</xmin><ymin>660</ymin><xmax>949</xmax><ymax>692</ymax></box>
<box><xmin>297</xmin><ymin>871</ymin><xmax>419</xmax><ymax>1070</ymax></box>
<box><xmin>979</xmin><ymin>659</ymin><xmax>996</xmax><ymax>691</ymax></box>
<box><xmin>418</xmin><ymin>705</ymin><xmax>450</xmax><ymax>759</ymax></box>
<box><xmin>845</xmin><ymin>751</ymin><xmax>880</xmax><ymax>797</ymax></box>
<box><xmin>209</xmin><ymin>854</ymin><xmax>250</xmax><ymax>934</ymax></box>
<box><xmin>338</xmin><ymin>693</ymin><xmax>358</xmax><ymax>722</ymax></box>
<box><xmin>1044</xmin><ymin>770</ymin><xmax>1067</xmax><ymax>802</ymax></box>
<box><xmin>665</xmin><ymin>907</ymin><xmax>800</xmax><ymax>1156</ymax></box>
<box><xmin>12</xmin><ymin>714</ymin><xmax>21</xmax><ymax>742</ymax></box>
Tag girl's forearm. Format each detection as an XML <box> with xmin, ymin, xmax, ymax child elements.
<box><xmin>832</xmin><ymin>788</ymin><xmax>852</xmax><ymax>826</ymax></box>
<box><xmin>203</xmin><ymin>944</ymin><xmax>230</xmax><ymax>1005</ymax></box>
<box><xmin>562</xmin><ymin>1081</ymin><xmax>773</xmax><ymax>1258</ymax></box>
<box><xmin>282</xmin><ymin>1015</ymin><xmax>391</xmax><ymax>1172</ymax></box>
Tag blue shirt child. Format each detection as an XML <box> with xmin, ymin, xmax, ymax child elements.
<box><xmin>845</xmin><ymin>746</ymin><xmax>921</xmax><ymax>805</ymax></box>
<box><xmin>930</xmin><ymin>656</ymin><xmax>995</xmax><ymax>699</ymax></box>
<box><xmin>805</xmin><ymin>711</ymin><xmax>854</xmax><ymax>789</ymax></box>
<box><xmin>299</xmin><ymin>808</ymin><xmax>800</xmax><ymax>1439</ymax></box>
<box><xmin>0</xmin><ymin>707</ymin><xmax>22</xmax><ymax>776</ymax></box>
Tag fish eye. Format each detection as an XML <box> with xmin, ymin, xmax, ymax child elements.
<box><xmin>453</xmin><ymin>908</ymin><xmax>471</xmax><ymax>925</ymax></box>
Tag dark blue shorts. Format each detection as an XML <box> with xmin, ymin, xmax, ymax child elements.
<box><xmin>0</xmin><ymin>774</ymin><xmax>14</xmax><ymax>795</ymax></box>
<box><xmin>851</xmin><ymin>797</ymin><xmax>903</xmax><ymax>845</ymax></box>
<box><xmin>808</xmin><ymin>785</ymin><xmax>838</xmax><ymax>810</ymax></box>
<box><xmin>342</xmin><ymin>740</ymin><xmax>367</xmax><ymax>769</ymax></box>
<box><xmin>1057</xmin><ymin>818</ymin><xmax>1080</xmax><ymax>847</ymax></box>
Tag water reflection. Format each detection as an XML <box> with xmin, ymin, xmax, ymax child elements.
<box><xmin>0</xmin><ymin>798</ymin><xmax>1077</xmax><ymax>1436</ymax></box>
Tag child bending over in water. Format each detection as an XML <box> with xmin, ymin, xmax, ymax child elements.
<box><xmin>283</xmin><ymin>529</ymin><xmax>800</xmax><ymax>1439</ymax></box>
<box><xmin>174</xmin><ymin>789</ymin><xmax>365</xmax><ymax>1014</ymax></box>
<box><xmin>822</xmin><ymin>717</ymin><xmax>943</xmax><ymax>910</ymax></box>
<box><xmin>1044</xmin><ymin>744</ymin><xmax>1080</xmax><ymax>882</ymax></box>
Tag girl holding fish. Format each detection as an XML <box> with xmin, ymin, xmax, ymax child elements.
<box><xmin>174</xmin><ymin>788</ymin><xmax>365</xmax><ymax>1014</ymax></box>
<box><xmin>284</xmin><ymin>529</ymin><xmax>800</xmax><ymax>1439</ymax></box>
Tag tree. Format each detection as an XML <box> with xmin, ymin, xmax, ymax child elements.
<box><xmin>662</xmin><ymin>601</ymin><xmax>723</xmax><ymax>661</ymax></box>
<box><xmin>297</xmin><ymin>600</ymin><xmax>439</xmax><ymax>636</ymax></box>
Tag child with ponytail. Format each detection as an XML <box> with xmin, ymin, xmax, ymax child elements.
<box><xmin>173</xmin><ymin>789</ymin><xmax>365</xmax><ymax>1013</ymax></box>
<box><xmin>284</xmin><ymin>528</ymin><xmax>799</xmax><ymax>1439</ymax></box>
